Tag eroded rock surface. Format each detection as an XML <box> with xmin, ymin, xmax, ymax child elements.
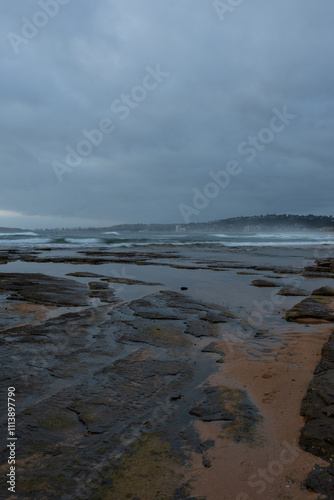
<box><xmin>0</xmin><ymin>272</ymin><xmax>89</xmax><ymax>307</ymax></box>
<box><xmin>286</xmin><ymin>295</ymin><xmax>334</xmax><ymax>323</ymax></box>
<box><xmin>299</xmin><ymin>330</ymin><xmax>334</xmax><ymax>462</ymax></box>
<box><xmin>278</xmin><ymin>285</ymin><xmax>309</xmax><ymax>296</ymax></box>
<box><xmin>287</xmin><ymin>276</ymin><xmax>334</xmax><ymax>499</ymax></box>
<box><xmin>302</xmin><ymin>258</ymin><xmax>334</xmax><ymax>279</ymax></box>
<box><xmin>0</xmin><ymin>277</ymin><xmax>248</xmax><ymax>499</ymax></box>
<box><xmin>251</xmin><ymin>279</ymin><xmax>281</xmax><ymax>287</ymax></box>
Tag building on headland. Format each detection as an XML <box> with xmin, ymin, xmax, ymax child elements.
<box><xmin>175</xmin><ymin>225</ymin><xmax>187</xmax><ymax>233</ymax></box>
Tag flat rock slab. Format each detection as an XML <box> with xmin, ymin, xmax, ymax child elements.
<box><xmin>251</xmin><ymin>279</ymin><xmax>281</xmax><ymax>287</ymax></box>
<box><xmin>66</xmin><ymin>272</ymin><xmax>106</xmax><ymax>278</ymax></box>
<box><xmin>296</xmin><ymin>281</ymin><xmax>334</xmax><ymax>499</ymax></box>
<box><xmin>0</xmin><ymin>283</ymin><xmax>243</xmax><ymax>498</ymax></box>
<box><xmin>302</xmin><ymin>258</ymin><xmax>334</xmax><ymax>279</ymax></box>
<box><xmin>278</xmin><ymin>285</ymin><xmax>309</xmax><ymax>296</ymax></box>
<box><xmin>102</xmin><ymin>277</ymin><xmax>163</xmax><ymax>286</ymax></box>
<box><xmin>305</xmin><ymin>464</ymin><xmax>334</xmax><ymax>498</ymax></box>
<box><xmin>0</xmin><ymin>272</ymin><xmax>89</xmax><ymax>306</ymax></box>
<box><xmin>312</xmin><ymin>286</ymin><xmax>334</xmax><ymax>297</ymax></box>
<box><xmin>286</xmin><ymin>296</ymin><xmax>334</xmax><ymax>323</ymax></box>
<box><xmin>201</xmin><ymin>341</ymin><xmax>225</xmax><ymax>359</ymax></box>
<box><xmin>189</xmin><ymin>386</ymin><xmax>261</xmax><ymax>443</ymax></box>
<box><xmin>129</xmin><ymin>290</ymin><xmax>235</xmax><ymax>325</ymax></box>
<box><xmin>300</xmin><ymin>330</ymin><xmax>334</xmax><ymax>463</ymax></box>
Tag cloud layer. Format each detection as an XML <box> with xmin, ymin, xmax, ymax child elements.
<box><xmin>1</xmin><ymin>0</ymin><xmax>333</xmax><ymax>227</ymax></box>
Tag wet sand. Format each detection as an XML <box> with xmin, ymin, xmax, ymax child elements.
<box><xmin>187</xmin><ymin>324</ymin><xmax>332</xmax><ymax>500</ymax></box>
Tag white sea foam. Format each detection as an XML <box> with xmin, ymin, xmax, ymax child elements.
<box><xmin>0</xmin><ymin>237</ymin><xmax>50</xmax><ymax>245</ymax></box>
<box><xmin>0</xmin><ymin>231</ymin><xmax>333</xmax><ymax>250</ymax></box>
<box><xmin>65</xmin><ymin>238</ymin><xmax>101</xmax><ymax>245</ymax></box>
<box><xmin>0</xmin><ymin>232</ymin><xmax>38</xmax><ymax>236</ymax></box>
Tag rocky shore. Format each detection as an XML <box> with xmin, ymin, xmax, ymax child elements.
<box><xmin>0</xmin><ymin>250</ymin><xmax>333</xmax><ymax>499</ymax></box>
<box><xmin>285</xmin><ymin>281</ymin><xmax>334</xmax><ymax>497</ymax></box>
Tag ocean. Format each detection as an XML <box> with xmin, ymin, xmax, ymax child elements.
<box><xmin>1</xmin><ymin>230</ymin><xmax>334</xmax><ymax>250</ymax></box>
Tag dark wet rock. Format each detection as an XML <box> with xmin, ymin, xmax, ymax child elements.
<box><xmin>0</xmin><ymin>250</ymin><xmax>24</xmax><ymax>265</ymax></box>
<box><xmin>202</xmin><ymin>455</ymin><xmax>212</xmax><ymax>468</ymax></box>
<box><xmin>189</xmin><ymin>386</ymin><xmax>261</xmax><ymax>442</ymax></box>
<box><xmin>109</xmin><ymin>291</ymin><xmax>236</xmax><ymax>348</ymax></box>
<box><xmin>316</xmin><ymin>335</ymin><xmax>334</xmax><ymax>373</ymax></box>
<box><xmin>19</xmin><ymin>250</ymin><xmax>191</xmax><ymax>269</ymax></box>
<box><xmin>299</xmin><ymin>330</ymin><xmax>334</xmax><ymax>462</ymax></box>
<box><xmin>305</xmin><ymin>464</ymin><xmax>334</xmax><ymax>499</ymax></box>
<box><xmin>189</xmin><ymin>387</ymin><xmax>235</xmax><ymax>421</ymax></box>
<box><xmin>237</xmin><ymin>272</ymin><xmax>260</xmax><ymax>276</ymax></box>
<box><xmin>20</xmin><ymin>254</ymin><xmax>112</xmax><ymax>265</ymax></box>
<box><xmin>278</xmin><ymin>285</ymin><xmax>309</xmax><ymax>296</ymax></box>
<box><xmin>286</xmin><ymin>296</ymin><xmax>334</xmax><ymax>323</ymax></box>
<box><xmin>114</xmin><ymin>318</ymin><xmax>192</xmax><ymax>349</ymax></box>
<box><xmin>171</xmin><ymin>394</ymin><xmax>182</xmax><ymax>401</ymax></box>
<box><xmin>0</xmin><ymin>275</ymin><xmax>238</xmax><ymax>498</ymax></box>
<box><xmin>201</xmin><ymin>342</ymin><xmax>225</xmax><ymax>362</ymax></box>
<box><xmin>302</xmin><ymin>258</ymin><xmax>334</xmax><ymax>279</ymax></box>
<box><xmin>302</xmin><ymin>271</ymin><xmax>334</xmax><ymax>278</ymax></box>
<box><xmin>162</xmin><ymin>291</ymin><xmax>236</xmax><ymax>321</ymax></box>
<box><xmin>0</xmin><ymin>308</ymin><xmax>115</xmax><ymax>389</ymax></box>
<box><xmin>299</xmin><ymin>327</ymin><xmax>334</xmax><ymax>500</ymax></box>
<box><xmin>254</xmin><ymin>329</ymin><xmax>270</xmax><ymax>338</ymax></box>
<box><xmin>140</xmin><ymin>324</ymin><xmax>190</xmax><ymax>348</ymax></box>
<box><xmin>185</xmin><ymin>320</ymin><xmax>217</xmax><ymax>338</ymax></box>
<box><xmin>66</xmin><ymin>271</ymin><xmax>105</xmax><ymax>278</ymax></box>
<box><xmin>87</xmin><ymin>281</ymin><xmax>117</xmax><ymax>303</ymax></box>
<box><xmin>251</xmin><ymin>279</ymin><xmax>281</xmax><ymax>287</ymax></box>
<box><xmin>96</xmin><ymin>432</ymin><xmax>188</xmax><ymax>499</ymax></box>
<box><xmin>181</xmin><ymin>286</ymin><xmax>188</xmax><ymax>290</ymax></box>
<box><xmin>322</xmin><ymin>405</ymin><xmax>334</xmax><ymax>417</ymax></box>
<box><xmin>79</xmin><ymin>250</ymin><xmax>182</xmax><ymax>261</ymax></box>
<box><xmin>102</xmin><ymin>276</ymin><xmax>162</xmax><ymax>285</ymax></box>
<box><xmin>299</xmin><ymin>411</ymin><xmax>334</xmax><ymax>461</ymax></box>
<box><xmin>312</xmin><ymin>286</ymin><xmax>334</xmax><ymax>297</ymax></box>
<box><xmin>98</xmin><ymin>354</ymin><xmax>188</xmax><ymax>380</ymax></box>
<box><xmin>204</xmin><ymin>310</ymin><xmax>234</xmax><ymax>323</ymax></box>
<box><xmin>87</xmin><ymin>289</ymin><xmax>116</xmax><ymax>303</ymax></box>
<box><xmin>129</xmin><ymin>291</ymin><xmax>235</xmax><ymax>326</ymax></box>
<box><xmin>88</xmin><ymin>281</ymin><xmax>109</xmax><ymax>290</ymax></box>
<box><xmin>130</xmin><ymin>295</ymin><xmax>186</xmax><ymax>320</ymax></box>
<box><xmin>292</xmin><ymin>295</ymin><xmax>334</xmax><ymax>500</ymax></box>
<box><xmin>0</xmin><ymin>272</ymin><xmax>88</xmax><ymax>306</ymax></box>
<box><xmin>272</xmin><ymin>268</ymin><xmax>301</xmax><ymax>275</ymax></box>
<box><xmin>170</xmin><ymin>264</ymin><xmax>201</xmax><ymax>270</ymax></box>
<box><xmin>197</xmin><ymin>439</ymin><xmax>215</xmax><ymax>453</ymax></box>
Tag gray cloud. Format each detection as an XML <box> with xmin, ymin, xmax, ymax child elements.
<box><xmin>0</xmin><ymin>0</ymin><xmax>333</xmax><ymax>228</ymax></box>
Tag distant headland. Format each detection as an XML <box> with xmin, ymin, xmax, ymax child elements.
<box><xmin>21</xmin><ymin>214</ymin><xmax>334</xmax><ymax>233</ymax></box>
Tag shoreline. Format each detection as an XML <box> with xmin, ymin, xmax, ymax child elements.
<box><xmin>0</xmin><ymin>247</ymin><xmax>333</xmax><ymax>498</ymax></box>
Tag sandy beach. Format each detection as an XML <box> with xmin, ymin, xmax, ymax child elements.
<box><xmin>0</xmin><ymin>245</ymin><xmax>333</xmax><ymax>499</ymax></box>
<box><xmin>187</xmin><ymin>323</ymin><xmax>332</xmax><ymax>500</ymax></box>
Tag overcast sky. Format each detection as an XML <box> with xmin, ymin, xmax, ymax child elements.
<box><xmin>1</xmin><ymin>0</ymin><xmax>333</xmax><ymax>228</ymax></box>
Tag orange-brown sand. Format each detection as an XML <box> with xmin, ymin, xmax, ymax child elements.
<box><xmin>185</xmin><ymin>324</ymin><xmax>332</xmax><ymax>500</ymax></box>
